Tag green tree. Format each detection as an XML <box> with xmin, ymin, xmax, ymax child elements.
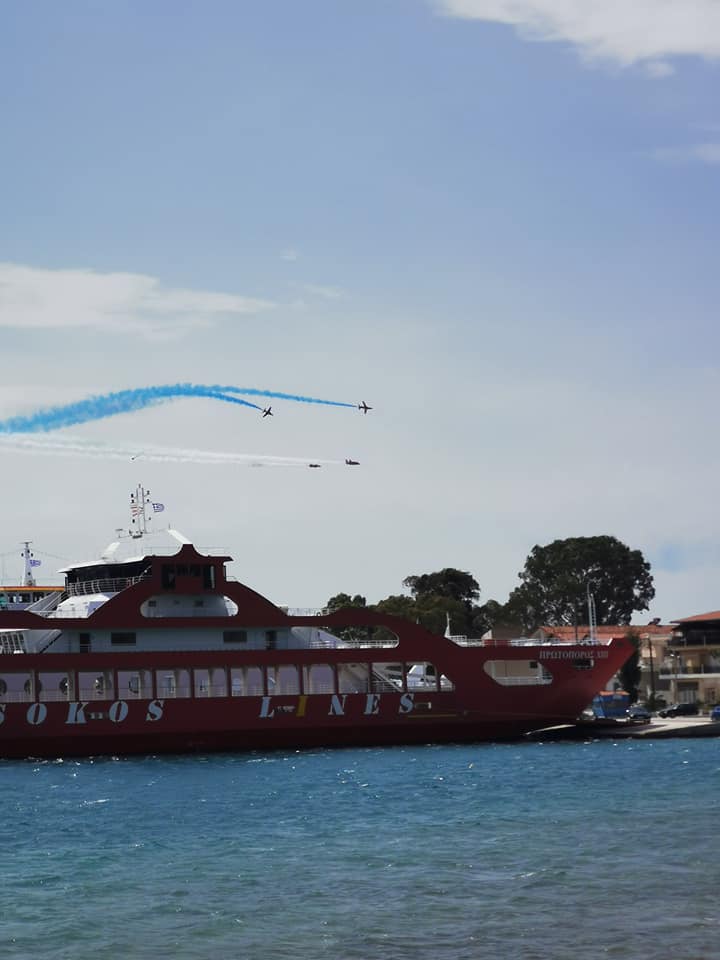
<box><xmin>322</xmin><ymin>592</ymin><xmax>367</xmax><ymax>643</ymax></box>
<box><xmin>324</xmin><ymin>593</ymin><xmax>367</xmax><ymax>615</ymax></box>
<box><xmin>471</xmin><ymin>599</ymin><xmax>525</xmax><ymax>639</ymax></box>
<box><xmin>403</xmin><ymin>569</ymin><xmax>480</xmax><ymax>605</ymax></box>
<box><xmin>370</xmin><ymin>594</ymin><xmax>418</xmax><ymax>645</ymax></box>
<box><xmin>402</xmin><ymin>568</ymin><xmax>481</xmax><ymax>636</ymax></box>
<box><xmin>508</xmin><ymin>535</ymin><xmax>655</xmax><ymax>632</ymax></box>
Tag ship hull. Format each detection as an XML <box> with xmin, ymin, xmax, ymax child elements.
<box><xmin>0</xmin><ymin>651</ymin><xmax>628</xmax><ymax>759</ymax></box>
<box><xmin>0</xmin><ymin>531</ymin><xmax>635</xmax><ymax>759</ymax></box>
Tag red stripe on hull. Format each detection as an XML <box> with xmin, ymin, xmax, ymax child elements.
<box><xmin>0</xmin><ymin>664</ymin><xmax>624</xmax><ymax>760</ymax></box>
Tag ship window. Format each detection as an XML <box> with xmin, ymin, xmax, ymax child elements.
<box><xmin>118</xmin><ymin>670</ymin><xmax>151</xmax><ymax>698</ymax></box>
<box><xmin>338</xmin><ymin>663</ymin><xmax>370</xmax><ymax>694</ymax></box>
<box><xmin>111</xmin><ymin>632</ymin><xmax>136</xmax><ymax>646</ymax></box>
<box><xmin>573</xmin><ymin>658</ymin><xmax>594</xmax><ymax>670</ymax></box>
<box><xmin>224</xmin><ymin>630</ymin><xmax>248</xmax><ymax>644</ymax></box>
<box><xmin>203</xmin><ymin>566</ymin><xmax>215</xmax><ymax>590</ymax></box>
<box><xmin>194</xmin><ymin>599</ymin><xmax>204</xmax><ymax>607</ymax></box>
<box><xmin>229</xmin><ymin>667</ymin><xmax>264</xmax><ymax>696</ymax></box>
<box><xmin>148</xmin><ymin>600</ymin><xmax>157</xmax><ymax>607</ymax></box>
<box><xmin>230</xmin><ymin>667</ymin><xmax>245</xmax><ymax>696</ymax></box>
<box><xmin>192</xmin><ymin>668</ymin><xmax>228</xmax><ymax>698</ymax></box>
<box><xmin>193</xmin><ymin>667</ymin><xmax>227</xmax><ymax>697</ymax></box>
<box><xmin>303</xmin><ymin>664</ymin><xmax>335</xmax><ymax>695</ymax></box>
<box><xmin>78</xmin><ymin>671</ymin><xmax>114</xmax><ymax>700</ymax></box>
<box><xmin>406</xmin><ymin>662</ymin><xmax>453</xmax><ymax>691</ymax></box>
<box><xmin>0</xmin><ymin>679</ymin><xmax>6</xmax><ymax>696</ymax></box>
<box><xmin>161</xmin><ymin>565</ymin><xmax>176</xmax><ymax>590</ymax></box>
<box><xmin>3</xmin><ymin>672</ymin><xmax>33</xmax><ymax>700</ymax></box>
<box><xmin>265</xmin><ymin>630</ymin><xmax>277</xmax><ymax>650</ymax></box>
<box><xmin>239</xmin><ymin>667</ymin><xmax>263</xmax><ymax>696</ymax></box>
<box><xmin>371</xmin><ymin>663</ymin><xmax>404</xmax><ymax>692</ymax></box>
<box><xmin>267</xmin><ymin>665</ymin><xmax>300</xmax><ymax>695</ymax></box>
<box><xmin>155</xmin><ymin>668</ymin><xmax>191</xmax><ymax>698</ymax></box>
<box><xmin>483</xmin><ymin>660</ymin><xmax>553</xmax><ymax>686</ymax></box>
<box><xmin>176</xmin><ymin>565</ymin><xmax>188</xmax><ymax>576</ymax></box>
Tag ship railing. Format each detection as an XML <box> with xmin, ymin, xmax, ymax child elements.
<box><xmin>304</xmin><ymin>636</ymin><xmax>399</xmax><ymax>650</ymax></box>
<box><xmin>449</xmin><ymin>636</ymin><xmax>614</xmax><ymax>647</ymax></box>
<box><xmin>66</xmin><ymin>572</ymin><xmax>151</xmax><ymax>597</ymax></box>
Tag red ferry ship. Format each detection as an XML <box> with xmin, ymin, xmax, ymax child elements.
<box><xmin>0</xmin><ymin>487</ymin><xmax>633</xmax><ymax>759</ymax></box>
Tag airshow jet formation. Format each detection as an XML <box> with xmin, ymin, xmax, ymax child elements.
<box><xmin>260</xmin><ymin>401</ymin><xmax>372</xmax><ymax>418</ymax></box>
<box><xmin>0</xmin><ymin>384</ymin><xmax>372</xmax><ymax>469</ymax></box>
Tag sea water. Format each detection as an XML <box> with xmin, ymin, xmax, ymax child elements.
<box><xmin>2</xmin><ymin>739</ymin><xmax>719</xmax><ymax>960</ymax></box>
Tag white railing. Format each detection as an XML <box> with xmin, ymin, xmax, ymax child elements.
<box><xmin>67</xmin><ymin>572</ymin><xmax>150</xmax><ymax>597</ymax></box>
<box><xmin>449</xmin><ymin>636</ymin><xmax>613</xmax><ymax>648</ymax></box>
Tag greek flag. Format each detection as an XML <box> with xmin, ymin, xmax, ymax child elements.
<box><xmin>152</xmin><ymin>502</ymin><xmax>165</xmax><ymax>513</ymax></box>
<box><xmin>29</xmin><ymin>558</ymin><xmax>42</xmax><ymax>567</ymax></box>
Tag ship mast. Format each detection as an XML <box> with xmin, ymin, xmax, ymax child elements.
<box><xmin>129</xmin><ymin>484</ymin><xmax>153</xmax><ymax>539</ymax></box>
<box><xmin>21</xmin><ymin>541</ymin><xmax>36</xmax><ymax>586</ymax></box>
<box><xmin>587</xmin><ymin>584</ymin><xmax>597</xmax><ymax>643</ymax></box>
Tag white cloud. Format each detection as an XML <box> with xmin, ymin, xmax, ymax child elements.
<box><xmin>280</xmin><ymin>249</ymin><xmax>299</xmax><ymax>261</ymax></box>
<box><xmin>654</xmin><ymin>142</ymin><xmax>720</xmax><ymax>164</ymax></box>
<box><xmin>434</xmin><ymin>1</ymin><xmax>720</xmax><ymax>70</ymax></box>
<box><xmin>644</xmin><ymin>60</ymin><xmax>675</xmax><ymax>77</ymax></box>
<box><xmin>0</xmin><ymin>263</ymin><xmax>273</xmax><ymax>339</ymax></box>
<box><xmin>304</xmin><ymin>284</ymin><xmax>344</xmax><ymax>300</ymax></box>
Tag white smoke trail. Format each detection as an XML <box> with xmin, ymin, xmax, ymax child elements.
<box><xmin>0</xmin><ymin>434</ymin><xmax>344</xmax><ymax>467</ymax></box>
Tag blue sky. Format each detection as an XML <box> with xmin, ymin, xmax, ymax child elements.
<box><xmin>1</xmin><ymin>1</ymin><xmax>719</xmax><ymax>623</ymax></box>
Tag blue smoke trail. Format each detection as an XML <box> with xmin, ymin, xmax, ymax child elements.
<box><xmin>219</xmin><ymin>386</ymin><xmax>355</xmax><ymax>409</ymax></box>
<box><xmin>0</xmin><ymin>383</ymin><xmax>356</xmax><ymax>434</ymax></box>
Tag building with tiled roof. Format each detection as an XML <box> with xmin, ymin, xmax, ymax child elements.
<box><xmin>662</xmin><ymin>611</ymin><xmax>720</xmax><ymax>709</ymax></box>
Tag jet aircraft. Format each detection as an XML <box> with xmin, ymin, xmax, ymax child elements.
<box><xmin>357</xmin><ymin>401</ymin><xmax>372</xmax><ymax>414</ymax></box>
<box><xmin>308</xmin><ymin>463</ymin><xmax>322</xmax><ymax>468</ymax></box>
<box><xmin>345</xmin><ymin>459</ymin><xmax>360</xmax><ymax>466</ymax></box>
<box><xmin>261</xmin><ymin>407</ymin><xmax>273</xmax><ymax>418</ymax></box>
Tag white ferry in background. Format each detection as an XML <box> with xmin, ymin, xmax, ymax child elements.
<box><xmin>0</xmin><ymin>541</ymin><xmax>64</xmax><ymax>623</ymax></box>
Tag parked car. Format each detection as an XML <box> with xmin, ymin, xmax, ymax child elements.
<box><xmin>657</xmin><ymin>702</ymin><xmax>699</xmax><ymax>718</ymax></box>
<box><xmin>626</xmin><ymin>705</ymin><xmax>652</xmax><ymax>723</ymax></box>
<box><xmin>710</xmin><ymin>705</ymin><xmax>720</xmax><ymax>721</ymax></box>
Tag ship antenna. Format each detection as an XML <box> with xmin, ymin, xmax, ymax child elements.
<box><xmin>129</xmin><ymin>483</ymin><xmax>152</xmax><ymax>539</ymax></box>
<box><xmin>21</xmin><ymin>540</ymin><xmax>36</xmax><ymax>586</ymax></box>
<box><xmin>587</xmin><ymin>584</ymin><xmax>597</xmax><ymax>643</ymax></box>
